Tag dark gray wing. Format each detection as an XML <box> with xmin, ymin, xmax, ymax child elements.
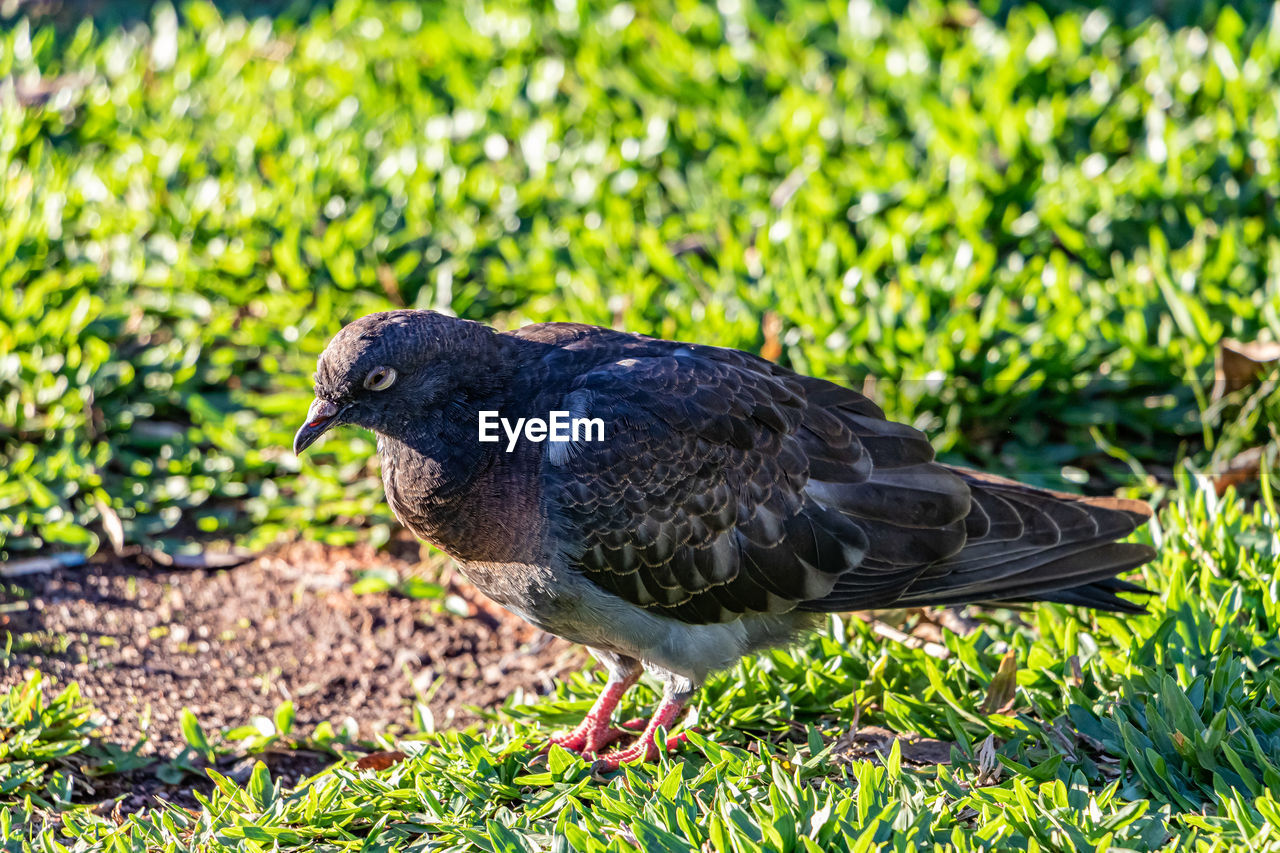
<box><xmin>542</xmin><ymin>344</ymin><xmax>973</xmax><ymax>624</ymax></box>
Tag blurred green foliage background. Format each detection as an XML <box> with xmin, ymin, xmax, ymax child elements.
<box><xmin>0</xmin><ymin>0</ymin><xmax>1277</xmax><ymax>559</ymax></box>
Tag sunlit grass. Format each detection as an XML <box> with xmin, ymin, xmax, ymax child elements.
<box><xmin>2</xmin><ymin>0</ymin><xmax>1280</xmax><ymax>848</ymax></box>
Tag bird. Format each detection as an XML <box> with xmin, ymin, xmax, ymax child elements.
<box><xmin>293</xmin><ymin>309</ymin><xmax>1155</xmax><ymax>770</ymax></box>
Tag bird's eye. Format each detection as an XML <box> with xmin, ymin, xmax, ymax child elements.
<box><xmin>363</xmin><ymin>366</ymin><xmax>397</xmax><ymax>391</ymax></box>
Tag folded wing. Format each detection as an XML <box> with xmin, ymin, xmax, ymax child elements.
<box><xmin>541</xmin><ymin>339</ymin><xmax>1151</xmax><ymax>624</ymax></box>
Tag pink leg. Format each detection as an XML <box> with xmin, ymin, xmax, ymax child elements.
<box><xmin>547</xmin><ymin>669</ymin><xmax>641</xmax><ymax>756</ymax></box>
<box><xmin>591</xmin><ymin>691</ymin><xmax>690</xmax><ymax>771</ymax></box>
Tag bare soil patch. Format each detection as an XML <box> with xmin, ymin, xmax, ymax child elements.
<box><xmin>1</xmin><ymin>539</ymin><xmax>582</xmax><ymax>792</ymax></box>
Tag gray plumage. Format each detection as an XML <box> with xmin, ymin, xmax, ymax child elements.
<box><xmin>294</xmin><ymin>310</ymin><xmax>1155</xmax><ymax>757</ymax></box>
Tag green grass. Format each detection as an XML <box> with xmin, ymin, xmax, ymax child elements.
<box><xmin>2</xmin><ymin>0</ymin><xmax>1280</xmax><ymax>848</ymax></box>
<box><xmin>0</xmin><ymin>671</ymin><xmax>101</xmax><ymax>812</ymax></box>
<box><xmin>4</xmin><ymin>478</ymin><xmax>1278</xmax><ymax>850</ymax></box>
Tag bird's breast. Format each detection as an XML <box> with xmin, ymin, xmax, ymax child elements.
<box><xmin>378</xmin><ymin>435</ymin><xmax>546</xmax><ymax>564</ymax></box>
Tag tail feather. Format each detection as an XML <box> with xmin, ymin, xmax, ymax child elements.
<box><xmin>804</xmin><ymin>465</ymin><xmax>1155</xmax><ymax>614</ymax></box>
<box><xmin>896</xmin><ymin>542</ymin><xmax>1155</xmax><ymax>610</ymax></box>
<box><xmin>1015</xmin><ymin>576</ymin><xmax>1151</xmax><ymax>614</ymax></box>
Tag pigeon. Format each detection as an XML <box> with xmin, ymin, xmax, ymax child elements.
<box><xmin>294</xmin><ymin>310</ymin><xmax>1154</xmax><ymax>769</ymax></box>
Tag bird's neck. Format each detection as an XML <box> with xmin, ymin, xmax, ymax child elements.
<box><xmin>376</xmin><ymin>357</ymin><xmax>545</xmax><ymax>563</ymax></box>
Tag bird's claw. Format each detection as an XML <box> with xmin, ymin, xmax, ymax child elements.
<box><xmin>590</xmin><ymin>730</ymin><xmax>691</xmax><ymax>772</ymax></box>
<box><xmin>546</xmin><ymin>725</ymin><xmax>627</xmax><ymax>756</ymax></box>
<box><xmin>540</xmin><ymin>714</ymin><xmax>648</xmax><ymax>757</ymax></box>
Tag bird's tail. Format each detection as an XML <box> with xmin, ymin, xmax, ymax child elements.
<box><xmin>890</xmin><ymin>467</ymin><xmax>1155</xmax><ymax>613</ymax></box>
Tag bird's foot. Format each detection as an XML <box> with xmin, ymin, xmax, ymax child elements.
<box><xmin>590</xmin><ymin>729</ymin><xmax>690</xmax><ymax>772</ymax></box>
<box><xmin>591</xmin><ymin>695</ymin><xmax>689</xmax><ymax>772</ymax></box>
<box><xmin>536</xmin><ymin>673</ymin><xmax>639</xmax><ymax>757</ymax></box>
<box><xmin>546</xmin><ymin>716</ymin><xmax>631</xmax><ymax>755</ymax></box>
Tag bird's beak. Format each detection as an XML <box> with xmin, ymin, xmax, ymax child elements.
<box><xmin>294</xmin><ymin>398</ymin><xmax>345</xmax><ymax>455</ymax></box>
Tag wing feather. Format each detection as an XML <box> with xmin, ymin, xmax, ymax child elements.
<box><xmin>542</xmin><ymin>338</ymin><xmax>971</xmax><ymax>623</ymax></box>
<box><xmin>531</xmin><ymin>327</ymin><xmax>1150</xmax><ymax>623</ymax></box>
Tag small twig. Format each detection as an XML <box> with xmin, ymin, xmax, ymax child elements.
<box><xmin>377</xmin><ymin>264</ymin><xmax>405</xmax><ymax>307</ymax></box>
<box><xmin>871</xmin><ymin>621</ymin><xmax>950</xmax><ymax>659</ymax></box>
<box><xmin>770</xmin><ymin>157</ymin><xmax>818</xmax><ymax>210</ymax></box>
<box><xmin>0</xmin><ymin>552</ymin><xmax>87</xmax><ymax>578</ymax></box>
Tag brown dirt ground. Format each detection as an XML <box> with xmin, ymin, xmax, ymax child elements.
<box><xmin>1</xmin><ymin>538</ymin><xmax>585</xmax><ymax>808</ymax></box>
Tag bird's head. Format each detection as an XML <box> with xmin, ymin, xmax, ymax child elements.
<box><xmin>293</xmin><ymin>309</ymin><xmax>496</xmax><ymax>455</ymax></box>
